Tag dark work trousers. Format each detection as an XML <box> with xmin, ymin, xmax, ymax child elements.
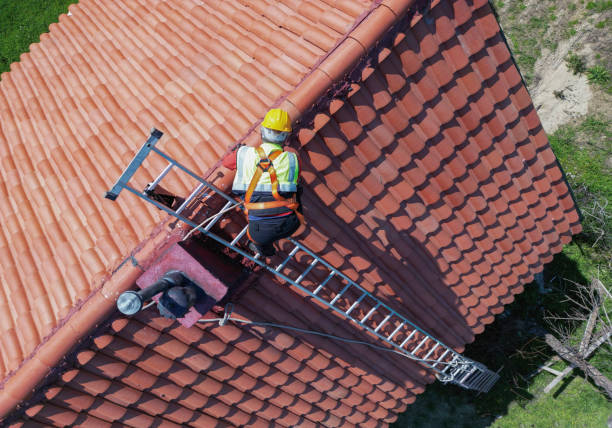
<box><xmin>248</xmin><ymin>213</ymin><xmax>300</xmax><ymax>256</ymax></box>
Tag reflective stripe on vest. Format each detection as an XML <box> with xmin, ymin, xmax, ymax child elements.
<box><xmin>232</xmin><ymin>143</ymin><xmax>298</xmax><ymax>193</ymax></box>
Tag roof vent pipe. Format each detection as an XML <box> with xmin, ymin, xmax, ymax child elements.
<box><xmin>116</xmin><ymin>270</ymin><xmax>190</xmax><ymax>316</ymax></box>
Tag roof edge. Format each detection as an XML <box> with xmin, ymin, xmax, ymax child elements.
<box><xmin>0</xmin><ymin>220</ymin><xmax>184</xmax><ymax>419</ymax></box>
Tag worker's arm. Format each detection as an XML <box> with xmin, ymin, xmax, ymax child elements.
<box><xmin>221</xmin><ymin>149</ymin><xmax>238</xmax><ymax>170</ymax></box>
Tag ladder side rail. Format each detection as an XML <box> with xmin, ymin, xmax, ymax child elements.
<box><xmin>105</xmin><ymin>129</ymin><xmax>164</xmax><ymax>200</ymax></box>
<box><xmin>150</xmin><ymin>147</ymin><xmax>237</xmax><ymax>205</ymax></box>
<box><xmin>288</xmin><ymin>238</ymin><xmax>452</xmax><ymax>356</ymax></box>
<box><xmin>108</xmin><ymin>131</ymin><xmax>501</xmax><ymax>391</ymax></box>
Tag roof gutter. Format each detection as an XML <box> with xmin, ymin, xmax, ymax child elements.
<box><xmin>0</xmin><ymin>0</ymin><xmax>417</xmax><ymax>418</ymax></box>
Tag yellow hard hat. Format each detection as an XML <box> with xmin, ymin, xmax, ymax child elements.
<box><xmin>262</xmin><ymin>108</ymin><xmax>292</xmax><ymax>132</ymax></box>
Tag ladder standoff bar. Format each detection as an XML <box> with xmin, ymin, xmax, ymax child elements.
<box><xmin>105</xmin><ymin>128</ymin><xmax>164</xmax><ymax>201</ymax></box>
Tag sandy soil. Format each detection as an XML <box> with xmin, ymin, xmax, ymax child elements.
<box><xmin>531</xmin><ymin>36</ymin><xmax>592</xmax><ymax>133</ymax></box>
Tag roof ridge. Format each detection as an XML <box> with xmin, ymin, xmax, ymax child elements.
<box><xmin>0</xmin><ymin>0</ymin><xmax>414</xmax><ymax>419</ymax></box>
<box><xmin>199</xmin><ymin>0</ymin><xmax>415</xmax><ymax>182</ymax></box>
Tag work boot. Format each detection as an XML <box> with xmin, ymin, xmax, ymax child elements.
<box><xmin>248</xmin><ymin>242</ymin><xmax>276</xmax><ymax>257</ymax></box>
<box><xmin>248</xmin><ymin>242</ymin><xmax>264</xmax><ymax>257</ymax></box>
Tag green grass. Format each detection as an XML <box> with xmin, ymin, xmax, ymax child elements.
<box><xmin>502</xmin><ymin>1</ymin><xmax>560</xmax><ymax>85</ymax></box>
<box><xmin>565</xmin><ymin>19</ymin><xmax>580</xmax><ymax>38</ymax></box>
<box><xmin>551</xmin><ymin>116</ymin><xmax>612</xmax><ymax>262</ymax></box>
<box><xmin>0</xmin><ymin>0</ymin><xmax>77</xmax><ymax>75</ymax></box>
<box><xmin>566</xmin><ymin>53</ymin><xmax>587</xmax><ymax>74</ymax></box>
<box><xmin>492</xmin><ymin>376</ymin><xmax>611</xmax><ymax>428</ymax></box>
<box><xmin>586</xmin><ymin>65</ymin><xmax>611</xmax><ymax>93</ymax></box>
<box><xmin>586</xmin><ymin>0</ymin><xmax>612</xmax><ymax>12</ymax></box>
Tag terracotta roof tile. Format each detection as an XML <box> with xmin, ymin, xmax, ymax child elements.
<box><xmin>1</xmin><ymin>0</ymin><xmax>582</xmax><ymax>425</ymax></box>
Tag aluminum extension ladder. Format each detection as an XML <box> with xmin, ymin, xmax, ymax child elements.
<box><xmin>106</xmin><ymin>129</ymin><xmax>500</xmax><ymax>393</ymax></box>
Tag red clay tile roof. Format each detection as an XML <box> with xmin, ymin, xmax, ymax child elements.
<box><xmin>0</xmin><ymin>0</ymin><xmax>377</xmax><ymax>378</ymax></box>
<box><xmin>0</xmin><ymin>0</ymin><xmax>580</xmax><ymax>425</ymax></box>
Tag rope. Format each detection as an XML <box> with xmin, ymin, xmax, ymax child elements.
<box><xmin>198</xmin><ymin>305</ymin><xmax>454</xmax><ymax>367</ymax></box>
<box><xmin>182</xmin><ymin>201</ymin><xmax>244</xmax><ymax>242</ymax></box>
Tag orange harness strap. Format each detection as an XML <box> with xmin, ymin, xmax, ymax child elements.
<box><xmin>244</xmin><ymin>147</ymin><xmax>283</xmax><ymax>206</ymax></box>
<box><xmin>244</xmin><ymin>146</ymin><xmax>304</xmax><ymax>225</ymax></box>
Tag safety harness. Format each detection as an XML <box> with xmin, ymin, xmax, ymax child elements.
<box><xmin>244</xmin><ymin>146</ymin><xmax>302</xmax><ymax>221</ymax></box>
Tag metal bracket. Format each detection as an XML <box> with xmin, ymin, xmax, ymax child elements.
<box><xmin>105</xmin><ymin>128</ymin><xmax>164</xmax><ymax>200</ymax></box>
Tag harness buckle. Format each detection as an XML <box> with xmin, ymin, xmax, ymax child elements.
<box><xmin>258</xmin><ymin>159</ymin><xmax>272</xmax><ymax>172</ymax></box>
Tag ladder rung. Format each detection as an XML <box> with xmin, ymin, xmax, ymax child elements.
<box><xmin>345</xmin><ymin>292</ymin><xmax>367</xmax><ymax>316</ymax></box>
<box><xmin>440</xmin><ymin>363</ymin><xmax>452</xmax><ymax>375</ymax></box>
<box><xmin>458</xmin><ymin>366</ymin><xmax>477</xmax><ymax>384</ymax></box>
<box><xmin>471</xmin><ymin>372</ymin><xmax>490</xmax><ymax>390</ymax></box>
<box><xmin>147</xmin><ymin>163</ymin><xmax>173</xmax><ymax>191</ymax></box>
<box><xmin>387</xmin><ymin>322</ymin><xmax>405</xmax><ymax>341</ymax></box>
<box><xmin>411</xmin><ymin>337</ymin><xmax>430</xmax><ymax>355</ymax></box>
<box><xmin>329</xmin><ymin>283</ymin><xmax>352</xmax><ymax>306</ymax></box>
<box><xmin>230</xmin><ymin>225</ymin><xmax>249</xmax><ymax>246</ymax></box>
<box><xmin>360</xmin><ymin>303</ymin><xmax>380</xmax><ymax>324</ymax></box>
<box><xmin>295</xmin><ymin>259</ymin><xmax>319</xmax><ymax>284</ymax></box>
<box><xmin>275</xmin><ymin>246</ymin><xmax>300</xmax><ymax>272</ymax></box>
<box><xmin>176</xmin><ymin>182</ymin><xmax>206</xmax><ymax>215</ymax></box>
<box><xmin>313</xmin><ymin>272</ymin><xmax>335</xmax><ymax>295</ymax></box>
<box><xmin>482</xmin><ymin>374</ymin><xmax>499</xmax><ymax>392</ymax></box>
<box><xmin>422</xmin><ymin>342</ymin><xmax>440</xmax><ymax>360</ymax></box>
<box><xmin>399</xmin><ymin>329</ymin><xmax>418</xmax><ymax>348</ymax></box>
<box><xmin>431</xmin><ymin>349</ymin><xmax>450</xmax><ymax>368</ymax></box>
<box><xmin>374</xmin><ymin>313</ymin><xmax>393</xmax><ymax>333</ymax></box>
<box><xmin>203</xmin><ymin>200</ymin><xmax>234</xmax><ymax>231</ymax></box>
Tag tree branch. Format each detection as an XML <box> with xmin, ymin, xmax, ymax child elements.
<box><xmin>545</xmin><ymin>333</ymin><xmax>612</xmax><ymax>399</ymax></box>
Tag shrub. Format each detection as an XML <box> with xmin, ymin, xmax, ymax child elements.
<box><xmin>586</xmin><ymin>65</ymin><xmax>611</xmax><ymax>85</ymax></box>
<box><xmin>566</xmin><ymin>53</ymin><xmax>587</xmax><ymax>74</ymax></box>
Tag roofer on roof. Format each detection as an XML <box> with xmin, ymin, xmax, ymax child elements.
<box><xmin>223</xmin><ymin>108</ymin><xmax>303</xmax><ymax>257</ymax></box>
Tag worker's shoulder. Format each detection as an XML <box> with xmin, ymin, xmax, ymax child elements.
<box><xmin>283</xmin><ymin>147</ymin><xmax>299</xmax><ymax>156</ymax></box>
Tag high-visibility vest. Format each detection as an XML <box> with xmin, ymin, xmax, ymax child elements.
<box><xmin>232</xmin><ymin>143</ymin><xmax>300</xmax><ymax>218</ymax></box>
<box><xmin>232</xmin><ymin>143</ymin><xmax>299</xmax><ymax>194</ymax></box>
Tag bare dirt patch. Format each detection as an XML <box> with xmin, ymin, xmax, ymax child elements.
<box><xmin>531</xmin><ymin>36</ymin><xmax>592</xmax><ymax>133</ymax></box>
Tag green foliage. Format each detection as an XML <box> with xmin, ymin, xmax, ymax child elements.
<box><xmin>0</xmin><ymin>0</ymin><xmax>77</xmax><ymax>75</ymax></box>
<box><xmin>550</xmin><ymin>117</ymin><xmax>612</xmax><ymax>260</ymax></box>
<box><xmin>565</xmin><ymin>19</ymin><xmax>580</xmax><ymax>38</ymax></box>
<box><xmin>490</xmin><ymin>377</ymin><xmax>611</xmax><ymax>428</ymax></box>
<box><xmin>566</xmin><ymin>53</ymin><xmax>587</xmax><ymax>74</ymax></box>
<box><xmin>586</xmin><ymin>0</ymin><xmax>612</xmax><ymax>12</ymax></box>
<box><xmin>586</xmin><ymin>65</ymin><xmax>611</xmax><ymax>85</ymax></box>
<box><xmin>494</xmin><ymin>0</ymin><xmax>505</xmax><ymax>10</ymax></box>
